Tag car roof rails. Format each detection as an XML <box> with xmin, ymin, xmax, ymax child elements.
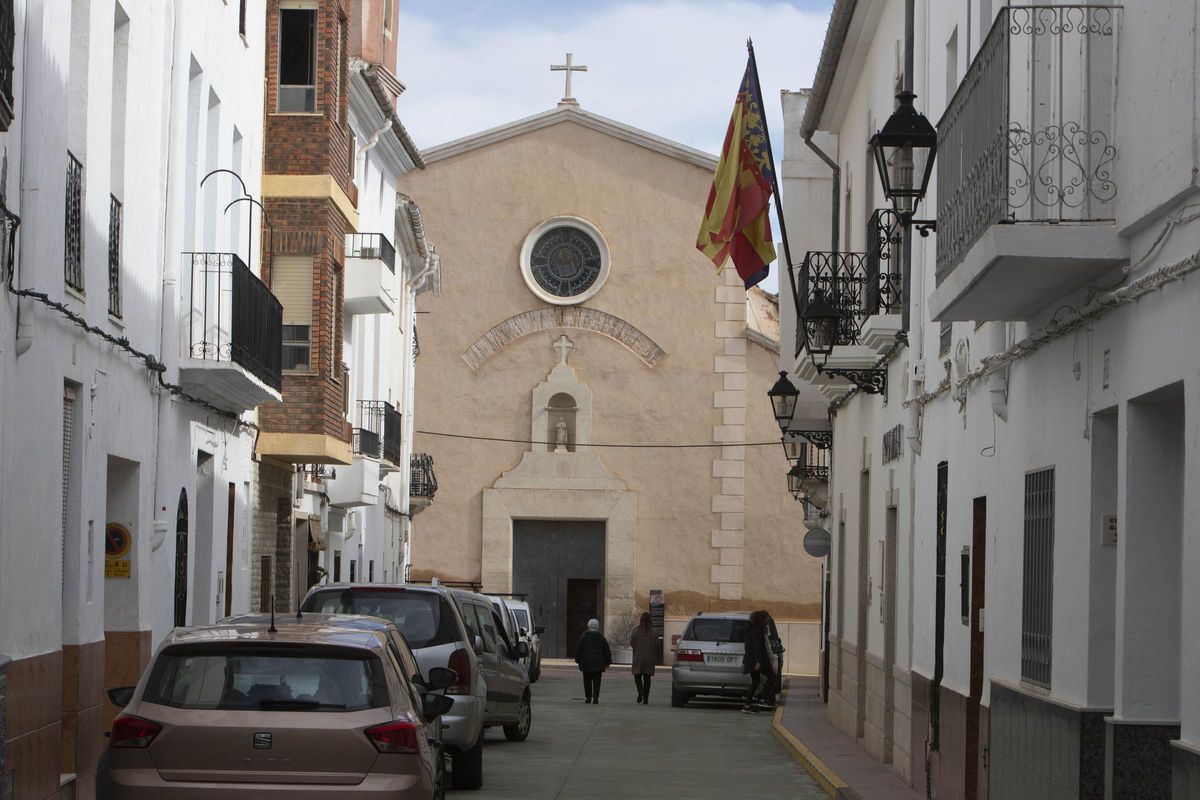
<box><xmin>406</xmin><ymin>577</ymin><xmax>484</xmax><ymax>592</ymax></box>
<box><xmin>486</xmin><ymin>592</ymin><xmax>529</xmax><ymax>599</ymax></box>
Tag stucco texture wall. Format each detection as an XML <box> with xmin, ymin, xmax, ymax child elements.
<box><xmin>398</xmin><ymin>118</ymin><xmax>820</xmax><ymax>624</ymax></box>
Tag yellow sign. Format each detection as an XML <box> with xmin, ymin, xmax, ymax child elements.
<box><xmin>105</xmin><ymin>559</ymin><xmax>131</xmax><ymax>578</ymax></box>
<box><xmin>105</xmin><ymin>523</ymin><xmax>132</xmax><ymax>578</ymax></box>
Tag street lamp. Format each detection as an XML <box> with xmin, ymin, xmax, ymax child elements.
<box><xmin>870</xmin><ymin>91</ymin><xmax>937</xmax><ymax>213</ymax></box>
<box><xmin>768</xmin><ymin>371</ymin><xmax>800</xmax><ymax>435</ymax></box>
<box><xmin>786</xmin><ymin>462</ymin><xmax>805</xmax><ymax>500</ymax></box>
<box><xmin>781</xmin><ymin>433</ymin><xmax>803</xmax><ymax>462</ymax></box>
<box><xmin>800</xmin><ymin>290</ymin><xmax>840</xmax><ymax>366</ymax></box>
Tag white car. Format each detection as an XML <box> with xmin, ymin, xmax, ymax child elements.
<box><xmin>505</xmin><ymin>599</ymin><xmax>544</xmax><ymax>682</ymax></box>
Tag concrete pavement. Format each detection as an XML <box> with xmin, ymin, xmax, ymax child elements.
<box><xmin>455</xmin><ymin>666</ymin><xmax>825</xmax><ymax>800</ymax></box>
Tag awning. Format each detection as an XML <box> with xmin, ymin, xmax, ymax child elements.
<box><xmin>307</xmin><ymin>514</ymin><xmax>327</xmax><ymax>552</ymax></box>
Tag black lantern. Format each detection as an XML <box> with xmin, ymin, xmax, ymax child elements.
<box><xmin>781</xmin><ymin>434</ymin><xmax>803</xmax><ymax>462</ymax></box>
<box><xmin>786</xmin><ymin>462</ymin><xmax>805</xmax><ymax>499</ymax></box>
<box><xmin>801</xmin><ymin>290</ymin><xmax>840</xmax><ymax>363</ymax></box>
<box><xmin>768</xmin><ymin>371</ymin><xmax>800</xmax><ymax>435</ymax></box>
<box><xmin>870</xmin><ymin>91</ymin><xmax>937</xmax><ymax>210</ymax></box>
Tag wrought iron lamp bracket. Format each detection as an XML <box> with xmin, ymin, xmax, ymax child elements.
<box><xmin>816</xmin><ymin>364</ymin><xmax>888</xmax><ymax>395</ymax></box>
<box><xmin>897</xmin><ymin>210</ymin><xmax>938</xmax><ymax>237</ymax></box>
<box><xmin>795</xmin><ymin>430</ymin><xmax>833</xmax><ymax>449</ymax></box>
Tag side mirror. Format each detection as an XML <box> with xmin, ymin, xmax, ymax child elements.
<box><xmin>473</xmin><ymin>635</ymin><xmax>484</xmax><ymax>653</ymax></box>
<box><xmin>422</xmin><ymin>693</ymin><xmax>455</xmax><ymax>720</ymax></box>
<box><xmin>534</xmin><ymin>626</ymin><xmax>546</xmax><ymax>636</ymax></box>
<box><xmin>518</xmin><ymin>626</ymin><xmax>529</xmax><ymax>638</ymax></box>
<box><xmin>514</xmin><ymin>641</ymin><xmax>529</xmax><ymax>659</ymax></box>
<box><xmin>425</xmin><ymin>666</ymin><xmax>457</xmax><ymax>691</ymax></box>
<box><xmin>107</xmin><ymin>687</ymin><xmax>136</xmax><ymax>708</ymax></box>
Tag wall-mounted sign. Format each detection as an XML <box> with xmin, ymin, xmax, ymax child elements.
<box><xmin>1102</xmin><ymin>514</ymin><xmax>1118</xmax><ymax>546</ymax></box>
<box><xmin>105</xmin><ymin>522</ymin><xmax>132</xmax><ymax>579</ymax></box>
<box><xmin>803</xmin><ymin>527</ymin><xmax>831</xmax><ymax>558</ymax></box>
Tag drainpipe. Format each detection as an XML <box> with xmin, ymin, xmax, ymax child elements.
<box><xmin>357</xmin><ymin>121</ymin><xmax>391</xmax><ymax>155</ymax></box>
<box><xmin>803</xmin><ymin>135</ymin><xmax>840</xmax><ymax>258</ymax></box>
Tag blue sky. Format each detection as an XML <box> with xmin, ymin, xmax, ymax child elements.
<box><xmin>394</xmin><ymin>1</ymin><xmax>835</xmax><ymax>293</ymax></box>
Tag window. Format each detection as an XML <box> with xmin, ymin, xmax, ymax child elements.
<box><xmin>65</xmin><ymin>152</ymin><xmax>83</xmax><ymax>290</ymax></box>
<box><xmin>383</xmin><ymin>0</ymin><xmax>393</xmax><ymax>33</ymax></box>
<box><xmin>277</xmin><ymin>4</ymin><xmax>316</xmax><ymax>112</ymax></box>
<box><xmin>349</xmin><ymin>560</ymin><xmax>356</xmax><ymax>582</ymax></box>
<box><xmin>939</xmin><ymin>320</ymin><xmax>952</xmax><ymax>356</ymax></box>
<box><xmin>108</xmin><ymin>196</ymin><xmax>122</xmax><ymax>317</ymax></box>
<box><xmin>945</xmin><ymin>27</ymin><xmax>959</xmax><ymax>103</ymax></box>
<box><xmin>302</xmin><ymin>589</ymin><xmax>460</xmax><ymax>649</ymax></box>
<box><xmin>333</xmin><ymin>550</ymin><xmax>341</xmax><ymax>582</ymax></box>
<box><xmin>368</xmin><ymin>560</ymin><xmax>374</xmax><ymax>582</ymax></box>
<box><xmin>347</xmin><ymin>129</ymin><xmax>357</xmax><ymax>183</ymax></box>
<box><xmin>684</xmin><ymin>617</ymin><xmax>750</xmax><ymax>643</ymax></box>
<box><xmin>238</xmin><ymin>0</ymin><xmax>246</xmax><ymax>37</ymax></box>
<box><xmin>1021</xmin><ymin>467</ymin><xmax>1055</xmax><ymax>686</ymax></box>
<box><xmin>519</xmin><ymin>216</ymin><xmax>611</xmax><ymax>305</ymax></box>
<box><xmin>143</xmin><ymin>649</ymin><xmax>389</xmax><ymax>710</ymax></box>
<box><xmin>473</xmin><ymin>606</ymin><xmax>499</xmax><ymax>654</ymax></box>
<box><xmin>272</xmin><ymin>255</ymin><xmax>313</xmax><ymax>371</ymax></box>
<box><xmin>960</xmin><ymin>546</ymin><xmax>970</xmax><ymax>625</ymax></box>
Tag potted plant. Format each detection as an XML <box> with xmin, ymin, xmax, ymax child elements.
<box><xmin>607</xmin><ymin>614</ymin><xmax>638</xmax><ymax>665</ymax></box>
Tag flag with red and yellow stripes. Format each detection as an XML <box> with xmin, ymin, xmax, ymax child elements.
<box><xmin>696</xmin><ymin>56</ymin><xmax>776</xmax><ymax>290</ymax></box>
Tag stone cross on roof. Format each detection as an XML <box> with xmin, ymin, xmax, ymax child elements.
<box><xmin>551</xmin><ymin>52</ymin><xmax>588</xmax><ymax>105</ymax></box>
<box><xmin>554</xmin><ymin>334</ymin><xmax>574</xmax><ymax>366</ymax></box>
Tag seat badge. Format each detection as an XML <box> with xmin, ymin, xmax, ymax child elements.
<box><xmin>253</xmin><ymin>732</ymin><xmax>272</xmax><ymax>749</ymax></box>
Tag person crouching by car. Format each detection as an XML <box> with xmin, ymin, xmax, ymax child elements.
<box><xmin>742</xmin><ymin>610</ymin><xmax>774</xmax><ymax>714</ymax></box>
<box><xmin>575</xmin><ymin>618</ymin><xmax>613</xmax><ymax>704</ymax></box>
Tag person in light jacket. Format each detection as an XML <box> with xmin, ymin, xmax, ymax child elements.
<box><xmin>575</xmin><ymin>618</ymin><xmax>613</xmax><ymax>704</ymax></box>
<box><xmin>629</xmin><ymin>612</ymin><xmax>657</xmax><ymax>704</ymax></box>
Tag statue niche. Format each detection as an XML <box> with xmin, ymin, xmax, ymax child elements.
<box><xmin>547</xmin><ymin>392</ymin><xmax>578</xmax><ymax>453</ymax></box>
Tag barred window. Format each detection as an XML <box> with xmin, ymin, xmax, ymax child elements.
<box><xmin>1021</xmin><ymin>467</ymin><xmax>1055</xmax><ymax>686</ymax></box>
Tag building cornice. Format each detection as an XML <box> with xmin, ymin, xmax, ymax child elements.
<box><xmin>422</xmin><ymin>105</ymin><xmax>719</xmax><ymax>171</ymax></box>
<box><xmin>800</xmin><ymin>0</ymin><xmax>888</xmax><ymax>137</ymax></box>
<box><xmin>352</xmin><ymin>60</ymin><xmax>425</xmax><ymax>170</ymax></box>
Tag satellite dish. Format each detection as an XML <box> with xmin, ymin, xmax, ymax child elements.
<box><xmin>803</xmin><ymin>528</ymin><xmax>831</xmax><ymax>558</ymax></box>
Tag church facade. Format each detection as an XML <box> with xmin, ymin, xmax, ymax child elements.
<box><xmin>398</xmin><ymin>103</ymin><xmax>822</xmax><ymax>668</ymax></box>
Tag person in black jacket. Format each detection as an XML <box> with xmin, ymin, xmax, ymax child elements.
<box><xmin>741</xmin><ymin>610</ymin><xmax>774</xmax><ymax>714</ymax></box>
<box><xmin>575</xmin><ymin>618</ymin><xmax>613</xmax><ymax>704</ymax></box>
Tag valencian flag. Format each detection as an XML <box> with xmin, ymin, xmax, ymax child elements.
<box><xmin>696</xmin><ymin>49</ymin><xmax>777</xmax><ymax>290</ymax></box>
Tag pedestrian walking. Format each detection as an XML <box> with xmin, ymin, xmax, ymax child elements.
<box><xmin>575</xmin><ymin>618</ymin><xmax>612</xmax><ymax>704</ymax></box>
<box><xmin>759</xmin><ymin>610</ymin><xmax>784</xmax><ymax>708</ymax></box>
<box><xmin>742</xmin><ymin>610</ymin><xmax>775</xmax><ymax>714</ymax></box>
<box><xmin>629</xmin><ymin>611</ymin><xmax>657</xmax><ymax>704</ymax></box>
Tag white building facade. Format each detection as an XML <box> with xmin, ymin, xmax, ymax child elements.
<box><xmin>782</xmin><ymin>2</ymin><xmax>1200</xmax><ymax>797</ymax></box>
<box><xmin>0</xmin><ymin>1</ymin><xmax>271</xmax><ymax>796</ymax></box>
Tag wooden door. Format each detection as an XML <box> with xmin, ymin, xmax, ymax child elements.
<box><xmin>966</xmin><ymin>497</ymin><xmax>987</xmax><ymax>799</ymax></box>
<box><xmin>566</xmin><ymin>578</ymin><xmax>600</xmax><ymax>655</ymax></box>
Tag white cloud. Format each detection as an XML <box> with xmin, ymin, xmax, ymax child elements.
<box><xmin>395</xmin><ymin>1</ymin><xmax>832</xmax><ymax>293</ymax></box>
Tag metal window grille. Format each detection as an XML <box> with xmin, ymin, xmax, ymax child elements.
<box><xmin>108</xmin><ymin>195</ymin><xmax>122</xmax><ymax>317</ymax></box>
<box><xmin>65</xmin><ymin>152</ymin><xmax>83</xmax><ymax>290</ymax></box>
<box><xmin>410</xmin><ymin>453</ymin><xmax>438</xmax><ymax>499</ymax></box>
<box><xmin>0</xmin><ymin>0</ymin><xmax>14</xmax><ymax>114</ymax></box>
<box><xmin>1021</xmin><ymin>467</ymin><xmax>1055</xmax><ymax>686</ymax></box>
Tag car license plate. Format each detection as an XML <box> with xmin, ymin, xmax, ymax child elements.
<box><xmin>705</xmin><ymin>653</ymin><xmax>740</xmax><ymax>666</ymax></box>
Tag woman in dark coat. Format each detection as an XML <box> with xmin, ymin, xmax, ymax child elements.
<box><xmin>629</xmin><ymin>612</ymin><xmax>657</xmax><ymax>704</ymax></box>
<box><xmin>575</xmin><ymin>618</ymin><xmax>613</xmax><ymax>704</ymax></box>
<box><xmin>742</xmin><ymin>610</ymin><xmax>774</xmax><ymax>713</ymax></box>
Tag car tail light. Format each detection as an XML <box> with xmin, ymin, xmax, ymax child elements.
<box><xmin>675</xmin><ymin>649</ymin><xmax>704</xmax><ymax>663</ymax></box>
<box><xmin>447</xmin><ymin>647</ymin><xmax>472</xmax><ymax>694</ymax></box>
<box><xmin>110</xmin><ymin>714</ymin><xmax>162</xmax><ymax>748</ymax></box>
<box><xmin>364</xmin><ymin>720</ymin><xmax>420</xmax><ymax>754</ymax></box>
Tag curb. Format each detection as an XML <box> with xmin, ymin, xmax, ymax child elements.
<box><xmin>771</xmin><ymin>685</ymin><xmax>861</xmax><ymax>800</ymax></box>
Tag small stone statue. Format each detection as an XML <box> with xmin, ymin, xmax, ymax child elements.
<box><xmin>554</xmin><ymin>419</ymin><xmax>569</xmax><ymax>453</ymax></box>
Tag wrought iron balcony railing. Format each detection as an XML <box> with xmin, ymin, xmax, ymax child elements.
<box><xmin>65</xmin><ymin>152</ymin><xmax>83</xmax><ymax>291</ymax></box>
<box><xmin>0</xmin><ymin>0</ymin><xmax>14</xmax><ymax>128</ymax></box>
<box><xmin>793</xmin><ymin>218</ymin><xmax>903</xmax><ymax>359</ymax></box>
<box><xmin>796</xmin><ymin>442</ymin><xmax>828</xmax><ymax>483</ymax></box>
<box><xmin>936</xmin><ymin>5</ymin><xmax>1121</xmax><ymax>283</ymax></box>
<box><xmin>410</xmin><ymin>453</ymin><xmax>438</xmax><ymax>499</ymax></box>
<box><xmin>184</xmin><ymin>252</ymin><xmax>284</xmax><ymax>391</ymax></box>
<box><xmin>355</xmin><ymin>400</ymin><xmax>403</xmax><ymax>465</ymax></box>
<box><xmin>345</xmin><ymin>233</ymin><xmax>396</xmax><ymax>273</ymax></box>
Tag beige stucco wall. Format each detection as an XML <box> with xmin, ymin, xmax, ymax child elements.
<box><xmin>398</xmin><ymin>117</ymin><xmax>820</xmax><ymax>627</ymax></box>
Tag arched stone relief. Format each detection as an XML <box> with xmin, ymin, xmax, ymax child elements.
<box><xmin>461</xmin><ymin>307</ymin><xmax>666</xmax><ymax>370</ymax></box>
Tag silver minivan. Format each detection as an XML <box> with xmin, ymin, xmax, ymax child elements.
<box><xmin>300</xmin><ymin>584</ymin><xmax>488</xmax><ymax>790</ymax></box>
<box><xmin>449</xmin><ymin>590</ymin><xmax>532</xmax><ymax>742</ymax></box>
<box><xmin>670</xmin><ymin>612</ymin><xmax>752</xmax><ymax>707</ymax></box>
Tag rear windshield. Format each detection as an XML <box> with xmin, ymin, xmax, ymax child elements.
<box><xmin>513</xmin><ymin>608</ymin><xmax>530</xmax><ymax>629</ymax></box>
<box><xmin>685</xmin><ymin>618</ymin><xmax>750</xmax><ymax>643</ymax></box>
<box><xmin>303</xmin><ymin>589</ymin><xmax>460</xmax><ymax>649</ymax></box>
<box><xmin>143</xmin><ymin>648</ymin><xmax>389</xmax><ymax>711</ymax></box>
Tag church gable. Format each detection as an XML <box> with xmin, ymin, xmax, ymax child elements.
<box><xmin>421</xmin><ymin>105</ymin><xmax>719</xmax><ymax>172</ymax></box>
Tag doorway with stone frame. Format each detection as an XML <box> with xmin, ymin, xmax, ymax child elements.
<box><xmin>512</xmin><ymin>520</ymin><xmax>606</xmax><ymax>658</ymax></box>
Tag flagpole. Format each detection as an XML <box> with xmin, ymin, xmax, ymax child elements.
<box><xmin>746</xmin><ymin>39</ymin><xmax>800</xmax><ymax>312</ymax></box>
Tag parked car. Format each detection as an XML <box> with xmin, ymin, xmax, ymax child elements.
<box><xmin>671</xmin><ymin>611</ymin><xmax>753</xmax><ymax>707</ymax></box>
<box><xmin>505</xmin><ymin>599</ymin><xmax>544</xmax><ymax>682</ymax></box>
<box><xmin>97</xmin><ymin>613</ymin><xmax>454</xmax><ymax>799</ymax></box>
<box><xmin>449</xmin><ymin>589</ymin><xmax>533</xmax><ymax>742</ymax></box>
<box><xmin>485</xmin><ymin>595</ymin><xmax>535</xmax><ymax>680</ymax></box>
<box><xmin>300</xmin><ymin>583</ymin><xmax>487</xmax><ymax>790</ymax></box>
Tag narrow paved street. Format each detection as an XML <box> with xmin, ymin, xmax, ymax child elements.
<box><xmin>457</xmin><ymin>667</ymin><xmax>824</xmax><ymax>800</ymax></box>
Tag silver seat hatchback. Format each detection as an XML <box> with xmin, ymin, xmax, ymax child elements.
<box><xmin>670</xmin><ymin>612</ymin><xmax>752</xmax><ymax>707</ymax></box>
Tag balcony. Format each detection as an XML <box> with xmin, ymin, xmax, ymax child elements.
<box><xmin>179</xmin><ymin>253</ymin><xmax>283</xmax><ymax>413</ymax></box>
<box><xmin>931</xmin><ymin>5</ymin><xmax>1127</xmax><ymax>322</ymax></box>
<box><xmin>326</xmin><ymin>450</ymin><xmax>382</xmax><ymax>508</ymax></box>
<box><xmin>409</xmin><ymin>453</ymin><xmax>438</xmax><ymax>514</ymax></box>
<box><xmin>354</xmin><ymin>400</ymin><xmax>403</xmax><ymax>467</ymax></box>
<box><xmin>344</xmin><ymin>233</ymin><xmax>398</xmax><ymax>315</ymax></box>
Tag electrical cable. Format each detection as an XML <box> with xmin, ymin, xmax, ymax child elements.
<box><xmin>415</xmin><ymin>430</ymin><xmax>787</xmax><ymax>449</ymax></box>
<box><xmin>1</xmin><ymin>203</ymin><xmax>259</xmax><ymax>439</ymax></box>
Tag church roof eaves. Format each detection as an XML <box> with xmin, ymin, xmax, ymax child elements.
<box><xmin>421</xmin><ymin>105</ymin><xmax>719</xmax><ymax>171</ymax></box>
